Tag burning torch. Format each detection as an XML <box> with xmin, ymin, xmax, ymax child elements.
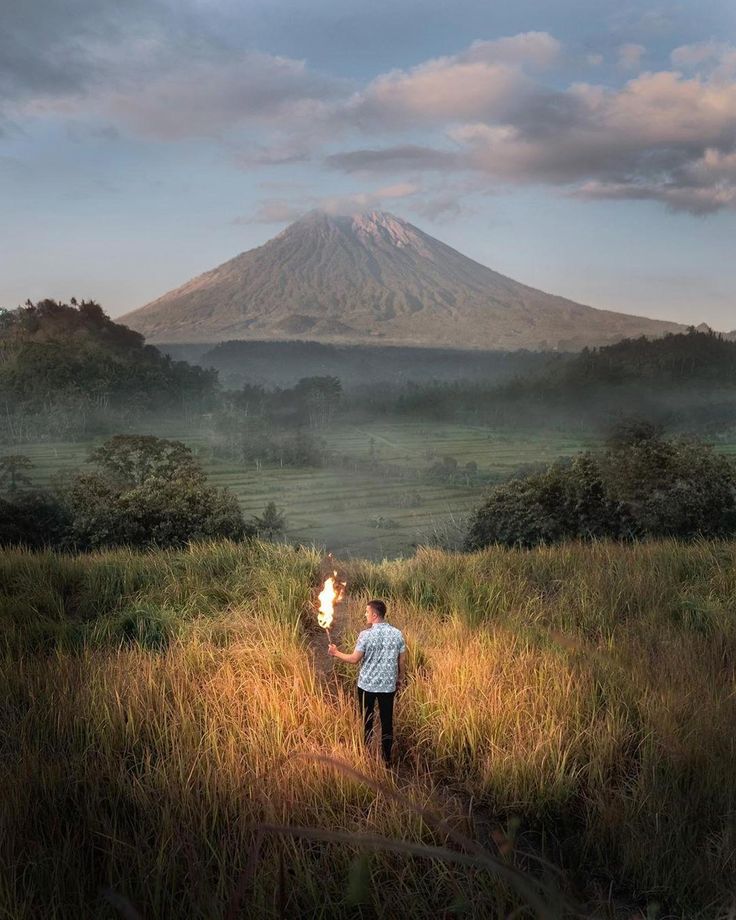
<box><xmin>317</xmin><ymin>572</ymin><xmax>345</xmax><ymax>647</ymax></box>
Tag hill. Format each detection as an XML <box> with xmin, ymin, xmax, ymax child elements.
<box><xmin>121</xmin><ymin>210</ymin><xmax>686</xmax><ymax>350</ymax></box>
<box><xmin>0</xmin><ymin>299</ymin><xmax>217</xmax><ymax>440</ymax></box>
<box><xmin>483</xmin><ymin>327</ymin><xmax>736</xmax><ymax>433</ymax></box>
<box><xmin>524</xmin><ymin>327</ymin><xmax>736</xmax><ymax>390</ymax></box>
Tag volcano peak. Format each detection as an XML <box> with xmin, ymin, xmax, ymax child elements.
<box><xmin>121</xmin><ymin>212</ymin><xmax>685</xmax><ymax>348</ymax></box>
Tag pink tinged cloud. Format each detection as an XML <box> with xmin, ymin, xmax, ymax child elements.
<box><xmin>246</xmin><ymin>181</ymin><xmax>423</xmax><ymax>223</ymax></box>
<box><xmin>330</xmin><ymin>34</ymin><xmax>736</xmax><ymax>210</ymax></box>
<box><xmin>347</xmin><ymin>31</ymin><xmax>560</xmax><ymax>128</ymax></box>
<box><xmin>617</xmin><ymin>43</ymin><xmax>646</xmax><ymax>70</ymax></box>
<box><xmin>356</xmin><ymin>59</ymin><xmax>736</xmax><ymax>212</ymax></box>
<box><xmin>12</xmin><ymin>23</ymin><xmax>736</xmax><ymax>217</ymax></box>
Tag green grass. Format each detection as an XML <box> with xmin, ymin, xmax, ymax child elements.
<box><xmin>1</xmin><ymin>539</ymin><xmax>736</xmax><ymax>917</ymax></box>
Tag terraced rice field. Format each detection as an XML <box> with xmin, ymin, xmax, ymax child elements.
<box><xmin>13</xmin><ymin>422</ymin><xmax>594</xmax><ymax>557</ymax></box>
<box><xmin>17</xmin><ymin>421</ymin><xmax>736</xmax><ymax>555</ymax></box>
<box><xmin>13</xmin><ymin>422</ymin><xmax>736</xmax><ymax>559</ymax></box>
<box><xmin>26</xmin><ymin>425</ymin><xmax>736</xmax><ymax>557</ymax></box>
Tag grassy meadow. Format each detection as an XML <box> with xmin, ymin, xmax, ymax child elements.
<box><xmin>2</xmin><ymin>539</ymin><xmax>736</xmax><ymax>918</ymax></box>
<box><xmin>15</xmin><ymin>422</ymin><xmax>596</xmax><ymax>557</ymax></box>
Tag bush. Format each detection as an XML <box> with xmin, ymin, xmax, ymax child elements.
<box><xmin>0</xmin><ymin>490</ymin><xmax>70</xmax><ymax>549</ymax></box>
<box><xmin>58</xmin><ymin>436</ymin><xmax>251</xmax><ymax>549</ymax></box>
<box><xmin>466</xmin><ymin>431</ymin><xmax>736</xmax><ymax>549</ymax></box>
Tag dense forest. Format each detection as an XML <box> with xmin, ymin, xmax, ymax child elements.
<box><xmin>343</xmin><ymin>329</ymin><xmax>736</xmax><ymax>432</ymax></box>
<box><xmin>0</xmin><ymin>299</ymin><xmax>218</xmax><ymax>440</ymax></box>
<box><xmin>192</xmin><ymin>338</ymin><xmax>551</xmax><ymax>389</ymax></box>
<box><xmin>513</xmin><ymin>326</ymin><xmax>736</xmax><ymax>389</ymax></box>
<box><xmin>5</xmin><ymin>302</ymin><xmax>736</xmax><ymax>442</ymax></box>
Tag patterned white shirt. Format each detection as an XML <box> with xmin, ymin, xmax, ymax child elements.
<box><xmin>355</xmin><ymin>622</ymin><xmax>407</xmax><ymax>693</ymax></box>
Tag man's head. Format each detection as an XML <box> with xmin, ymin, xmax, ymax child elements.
<box><xmin>365</xmin><ymin>599</ymin><xmax>387</xmax><ymax>625</ymax></box>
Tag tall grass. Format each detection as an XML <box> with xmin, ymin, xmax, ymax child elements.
<box><xmin>1</xmin><ymin>539</ymin><xmax>735</xmax><ymax>917</ymax></box>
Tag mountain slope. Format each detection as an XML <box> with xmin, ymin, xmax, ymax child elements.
<box><xmin>121</xmin><ymin>210</ymin><xmax>686</xmax><ymax>349</ymax></box>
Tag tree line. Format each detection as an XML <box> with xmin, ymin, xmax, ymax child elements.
<box><xmin>5</xmin><ymin>424</ymin><xmax>736</xmax><ymax>554</ymax></box>
<box><xmin>0</xmin><ymin>299</ymin><xmax>218</xmax><ymax>441</ymax></box>
<box><xmin>5</xmin><ymin>301</ymin><xmax>736</xmax><ymax>445</ymax></box>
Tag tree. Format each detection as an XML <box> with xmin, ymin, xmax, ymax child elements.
<box><xmin>604</xmin><ymin>418</ymin><xmax>663</xmax><ymax>449</ymax></box>
<box><xmin>600</xmin><ymin>434</ymin><xmax>736</xmax><ymax>540</ymax></box>
<box><xmin>90</xmin><ymin>435</ymin><xmax>200</xmax><ymax>486</ymax></box>
<box><xmin>465</xmin><ymin>433</ymin><xmax>736</xmax><ymax>550</ymax></box>
<box><xmin>0</xmin><ymin>454</ymin><xmax>33</xmax><ymax>493</ymax></box>
<box><xmin>251</xmin><ymin>502</ymin><xmax>286</xmax><ymax>541</ymax></box>
<box><xmin>58</xmin><ymin>435</ymin><xmax>251</xmax><ymax>549</ymax></box>
<box><xmin>425</xmin><ymin>455</ymin><xmax>462</xmax><ymax>483</ymax></box>
<box><xmin>0</xmin><ymin>300</ymin><xmax>219</xmax><ymax>440</ymax></box>
<box><xmin>292</xmin><ymin>376</ymin><xmax>342</xmax><ymax>427</ymax></box>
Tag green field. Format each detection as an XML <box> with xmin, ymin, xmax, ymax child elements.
<box><xmin>16</xmin><ymin>422</ymin><xmax>595</xmax><ymax>557</ymax></box>
<box><xmin>18</xmin><ymin>421</ymin><xmax>736</xmax><ymax>557</ymax></box>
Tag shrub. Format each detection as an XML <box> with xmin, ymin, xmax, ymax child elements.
<box><xmin>0</xmin><ymin>490</ymin><xmax>70</xmax><ymax>549</ymax></box>
<box><xmin>58</xmin><ymin>435</ymin><xmax>251</xmax><ymax>549</ymax></box>
<box><xmin>466</xmin><ymin>431</ymin><xmax>736</xmax><ymax>549</ymax></box>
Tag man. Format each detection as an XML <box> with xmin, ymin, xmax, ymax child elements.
<box><xmin>328</xmin><ymin>599</ymin><xmax>406</xmax><ymax>765</ymax></box>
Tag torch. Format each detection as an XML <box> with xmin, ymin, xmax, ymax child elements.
<box><xmin>317</xmin><ymin>572</ymin><xmax>345</xmax><ymax>648</ymax></box>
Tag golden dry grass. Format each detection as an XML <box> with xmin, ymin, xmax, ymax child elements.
<box><xmin>1</xmin><ymin>539</ymin><xmax>735</xmax><ymax>917</ymax></box>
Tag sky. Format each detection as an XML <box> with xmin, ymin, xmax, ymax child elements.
<box><xmin>1</xmin><ymin>0</ymin><xmax>735</xmax><ymax>330</ymax></box>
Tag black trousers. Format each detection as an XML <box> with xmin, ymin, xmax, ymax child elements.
<box><xmin>357</xmin><ymin>687</ymin><xmax>395</xmax><ymax>764</ymax></box>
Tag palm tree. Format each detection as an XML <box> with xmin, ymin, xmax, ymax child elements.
<box><xmin>0</xmin><ymin>454</ymin><xmax>33</xmax><ymax>493</ymax></box>
<box><xmin>251</xmin><ymin>501</ymin><xmax>286</xmax><ymax>541</ymax></box>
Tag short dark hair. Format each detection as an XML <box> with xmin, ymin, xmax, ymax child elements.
<box><xmin>367</xmin><ymin>599</ymin><xmax>387</xmax><ymax>618</ymax></box>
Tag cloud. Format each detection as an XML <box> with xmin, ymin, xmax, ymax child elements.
<box><xmin>244</xmin><ymin>181</ymin><xmax>423</xmax><ymax>223</ymax></box>
<box><xmin>671</xmin><ymin>40</ymin><xmax>724</xmax><ymax>69</ymax></box>
<box><xmin>409</xmin><ymin>192</ymin><xmax>469</xmax><ymax>221</ymax></box>
<box><xmin>687</xmin><ymin>148</ymin><xmax>736</xmax><ymax>182</ymax></box>
<box><xmin>236</xmin><ymin>145</ymin><xmax>312</xmax><ymax>167</ymax></box>
<box><xmin>2</xmin><ymin>1</ymin><xmax>350</xmax><ymax>141</ymax></box>
<box><xmin>617</xmin><ymin>43</ymin><xmax>646</xmax><ymax>70</ymax></box>
<box><xmin>239</xmin><ymin>199</ymin><xmax>308</xmax><ymax>224</ymax></box>
<box><xmin>670</xmin><ymin>41</ymin><xmax>736</xmax><ymax>78</ymax></box>
<box><xmin>0</xmin><ymin>0</ymin><xmax>149</xmax><ymax>99</ymax></box>
<box><xmin>7</xmin><ymin>13</ymin><xmax>736</xmax><ymax>217</ymax></box>
<box><xmin>325</xmin><ymin>145</ymin><xmax>458</xmax><ymax>173</ymax></box>
<box><xmin>344</xmin><ymin>32</ymin><xmax>560</xmax><ymax>129</ymax></box>
<box><xmin>462</xmin><ymin>32</ymin><xmax>563</xmax><ymax>69</ymax></box>
<box><xmin>16</xmin><ymin>47</ymin><xmax>347</xmax><ymax>141</ymax></box>
<box><xmin>571</xmin><ymin>180</ymin><xmax>736</xmax><ymax>215</ymax></box>
<box><xmin>324</xmin><ymin>39</ymin><xmax>736</xmax><ymax>214</ymax></box>
<box><xmin>104</xmin><ymin>52</ymin><xmax>346</xmax><ymax>140</ymax></box>
<box><xmin>570</xmin><ymin>145</ymin><xmax>736</xmax><ymax>215</ymax></box>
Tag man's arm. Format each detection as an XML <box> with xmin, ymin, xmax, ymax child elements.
<box><xmin>328</xmin><ymin>644</ymin><xmax>364</xmax><ymax>664</ymax></box>
<box><xmin>397</xmin><ymin>650</ymin><xmax>406</xmax><ymax>687</ymax></box>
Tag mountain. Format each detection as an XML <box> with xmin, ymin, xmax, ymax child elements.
<box><xmin>121</xmin><ymin>210</ymin><xmax>686</xmax><ymax>350</ymax></box>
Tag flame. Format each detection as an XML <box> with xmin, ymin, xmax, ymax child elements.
<box><xmin>317</xmin><ymin>572</ymin><xmax>345</xmax><ymax>630</ymax></box>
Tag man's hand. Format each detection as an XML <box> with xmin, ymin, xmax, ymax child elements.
<box><xmin>329</xmin><ymin>646</ymin><xmax>363</xmax><ymax>664</ymax></box>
